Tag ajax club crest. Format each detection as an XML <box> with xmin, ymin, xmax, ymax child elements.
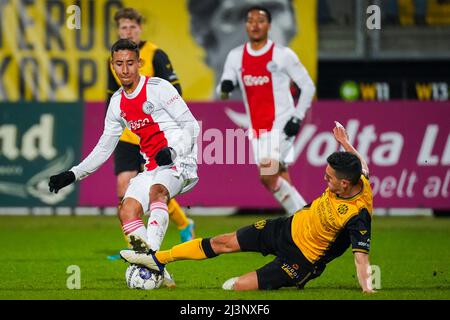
<box><xmin>266</xmin><ymin>61</ymin><xmax>278</xmax><ymax>72</ymax></box>
<box><xmin>142</xmin><ymin>101</ymin><xmax>155</xmax><ymax>115</ymax></box>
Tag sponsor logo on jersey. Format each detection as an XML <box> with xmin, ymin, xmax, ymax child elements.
<box><xmin>243</xmin><ymin>75</ymin><xmax>270</xmax><ymax>86</ymax></box>
<box><xmin>142</xmin><ymin>101</ymin><xmax>155</xmax><ymax>115</ymax></box>
<box><xmin>357</xmin><ymin>241</ymin><xmax>370</xmax><ymax>248</ymax></box>
<box><xmin>129</xmin><ymin>118</ymin><xmax>151</xmax><ymax>131</ymax></box>
<box><xmin>266</xmin><ymin>61</ymin><xmax>278</xmax><ymax>72</ymax></box>
<box><xmin>166</xmin><ymin>94</ymin><xmax>181</xmax><ymax>107</ymax></box>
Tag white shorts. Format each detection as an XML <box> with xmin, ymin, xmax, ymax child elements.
<box><xmin>251</xmin><ymin>129</ymin><xmax>294</xmax><ymax>167</ymax></box>
<box><xmin>124</xmin><ymin>166</ymin><xmax>198</xmax><ymax>213</ymax></box>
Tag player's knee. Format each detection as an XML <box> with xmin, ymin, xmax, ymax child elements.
<box><xmin>210</xmin><ymin>233</ymin><xmax>238</xmax><ymax>253</ymax></box>
<box><xmin>259</xmin><ymin>158</ymin><xmax>281</xmax><ymax>177</ymax></box>
<box><xmin>149</xmin><ymin>184</ymin><xmax>169</xmax><ymax>204</ymax></box>
<box><xmin>259</xmin><ymin>174</ymin><xmax>278</xmax><ymax>191</ymax></box>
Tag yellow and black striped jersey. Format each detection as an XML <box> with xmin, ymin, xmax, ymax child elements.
<box><xmin>107</xmin><ymin>41</ymin><xmax>182</xmax><ymax>145</ymax></box>
<box><xmin>291</xmin><ymin>175</ymin><xmax>373</xmax><ymax>264</ymax></box>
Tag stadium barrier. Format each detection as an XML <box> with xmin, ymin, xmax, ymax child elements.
<box><xmin>0</xmin><ymin>101</ymin><xmax>448</xmax><ymax>214</ymax></box>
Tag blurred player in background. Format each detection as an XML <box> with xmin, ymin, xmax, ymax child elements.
<box><xmin>107</xmin><ymin>8</ymin><xmax>195</xmax><ymax>246</ymax></box>
<box><xmin>187</xmin><ymin>0</ymin><xmax>297</xmax><ymax>98</ymax></box>
<box><xmin>50</xmin><ymin>39</ymin><xmax>200</xmax><ymax>288</ymax></box>
<box><xmin>121</xmin><ymin>122</ymin><xmax>376</xmax><ymax>293</ymax></box>
<box><xmin>218</xmin><ymin>6</ymin><xmax>316</xmax><ymax>215</ymax></box>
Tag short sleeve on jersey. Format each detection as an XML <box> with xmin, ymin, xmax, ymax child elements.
<box><xmin>345</xmin><ymin>208</ymin><xmax>372</xmax><ymax>254</ymax></box>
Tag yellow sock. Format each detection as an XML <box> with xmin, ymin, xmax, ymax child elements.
<box><xmin>155</xmin><ymin>238</ymin><xmax>207</xmax><ymax>264</ymax></box>
<box><xmin>168</xmin><ymin>199</ymin><xmax>189</xmax><ymax>229</ymax></box>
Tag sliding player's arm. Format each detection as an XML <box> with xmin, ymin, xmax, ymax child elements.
<box><xmin>346</xmin><ymin>209</ymin><xmax>376</xmax><ymax>293</ymax></box>
<box><xmin>333</xmin><ymin>122</ymin><xmax>370</xmax><ymax>178</ymax></box>
<box><xmin>354</xmin><ymin>252</ymin><xmax>375</xmax><ymax>293</ymax></box>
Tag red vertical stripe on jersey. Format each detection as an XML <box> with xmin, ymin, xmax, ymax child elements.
<box><xmin>120</xmin><ymin>77</ymin><xmax>168</xmax><ymax>171</ymax></box>
<box><xmin>241</xmin><ymin>43</ymin><xmax>275</xmax><ymax>138</ymax></box>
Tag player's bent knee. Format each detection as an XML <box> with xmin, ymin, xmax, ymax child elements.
<box><xmin>259</xmin><ymin>158</ymin><xmax>281</xmax><ymax>177</ymax></box>
<box><xmin>149</xmin><ymin>184</ymin><xmax>169</xmax><ymax>204</ymax></box>
<box><xmin>210</xmin><ymin>233</ymin><xmax>239</xmax><ymax>253</ymax></box>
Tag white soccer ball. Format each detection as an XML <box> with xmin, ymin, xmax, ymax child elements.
<box><xmin>125</xmin><ymin>264</ymin><xmax>163</xmax><ymax>290</ymax></box>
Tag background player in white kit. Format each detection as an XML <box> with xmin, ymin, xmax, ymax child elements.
<box><xmin>48</xmin><ymin>39</ymin><xmax>200</xmax><ymax>286</ymax></box>
<box><xmin>218</xmin><ymin>6</ymin><xmax>316</xmax><ymax>215</ymax></box>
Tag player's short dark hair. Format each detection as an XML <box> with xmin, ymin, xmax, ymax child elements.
<box><xmin>114</xmin><ymin>7</ymin><xmax>144</xmax><ymax>26</ymax></box>
<box><xmin>111</xmin><ymin>39</ymin><xmax>140</xmax><ymax>59</ymax></box>
<box><xmin>327</xmin><ymin>152</ymin><xmax>362</xmax><ymax>185</ymax></box>
<box><xmin>246</xmin><ymin>6</ymin><xmax>272</xmax><ymax>23</ymax></box>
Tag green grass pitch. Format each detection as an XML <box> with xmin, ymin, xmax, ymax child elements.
<box><xmin>0</xmin><ymin>214</ymin><xmax>449</xmax><ymax>300</ymax></box>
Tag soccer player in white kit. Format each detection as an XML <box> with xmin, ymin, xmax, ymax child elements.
<box><xmin>218</xmin><ymin>6</ymin><xmax>316</xmax><ymax>215</ymax></box>
<box><xmin>48</xmin><ymin>39</ymin><xmax>200</xmax><ymax>286</ymax></box>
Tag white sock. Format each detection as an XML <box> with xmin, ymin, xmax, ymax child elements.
<box><xmin>122</xmin><ymin>218</ymin><xmax>147</xmax><ymax>244</ymax></box>
<box><xmin>146</xmin><ymin>201</ymin><xmax>169</xmax><ymax>252</ymax></box>
<box><xmin>273</xmin><ymin>177</ymin><xmax>307</xmax><ymax>215</ymax></box>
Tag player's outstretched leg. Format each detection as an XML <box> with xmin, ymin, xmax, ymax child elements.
<box><xmin>120</xmin><ymin>249</ymin><xmax>165</xmax><ymax>272</ymax></box>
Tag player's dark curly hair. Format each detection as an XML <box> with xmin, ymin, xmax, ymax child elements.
<box><xmin>327</xmin><ymin>152</ymin><xmax>362</xmax><ymax>185</ymax></box>
<box><xmin>110</xmin><ymin>39</ymin><xmax>139</xmax><ymax>58</ymax></box>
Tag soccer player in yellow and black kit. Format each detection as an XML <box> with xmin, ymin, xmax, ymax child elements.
<box><xmin>107</xmin><ymin>8</ymin><xmax>195</xmax><ymax>246</ymax></box>
<box><xmin>121</xmin><ymin>122</ymin><xmax>376</xmax><ymax>293</ymax></box>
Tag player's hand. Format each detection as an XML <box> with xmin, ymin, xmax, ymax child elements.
<box><xmin>155</xmin><ymin>147</ymin><xmax>176</xmax><ymax>166</ymax></box>
<box><xmin>333</xmin><ymin>121</ymin><xmax>349</xmax><ymax>145</ymax></box>
<box><xmin>48</xmin><ymin>171</ymin><xmax>75</xmax><ymax>194</ymax></box>
<box><xmin>283</xmin><ymin>117</ymin><xmax>302</xmax><ymax>138</ymax></box>
<box><xmin>220</xmin><ymin>80</ymin><xmax>234</xmax><ymax>100</ymax></box>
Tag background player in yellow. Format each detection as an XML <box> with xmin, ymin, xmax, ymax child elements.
<box><xmin>106</xmin><ymin>8</ymin><xmax>195</xmax><ymax>251</ymax></box>
<box><xmin>121</xmin><ymin>121</ymin><xmax>376</xmax><ymax>293</ymax></box>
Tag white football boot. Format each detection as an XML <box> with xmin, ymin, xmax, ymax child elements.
<box><xmin>125</xmin><ymin>235</ymin><xmax>175</xmax><ymax>288</ymax></box>
<box><xmin>162</xmin><ymin>269</ymin><xmax>176</xmax><ymax>288</ymax></box>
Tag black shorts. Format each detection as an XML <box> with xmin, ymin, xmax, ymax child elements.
<box><xmin>114</xmin><ymin>141</ymin><xmax>145</xmax><ymax>175</ymax></box>
<box><xmin>236</xmin><ymin>216</ymin><xmax>325</xmax><ymax>290</ymax></box>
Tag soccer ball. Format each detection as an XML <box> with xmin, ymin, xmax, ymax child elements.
<box><xmin>125</xmin><ymin>264</ymin><xmax>163</xmax><ymax>290</ymax></box>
